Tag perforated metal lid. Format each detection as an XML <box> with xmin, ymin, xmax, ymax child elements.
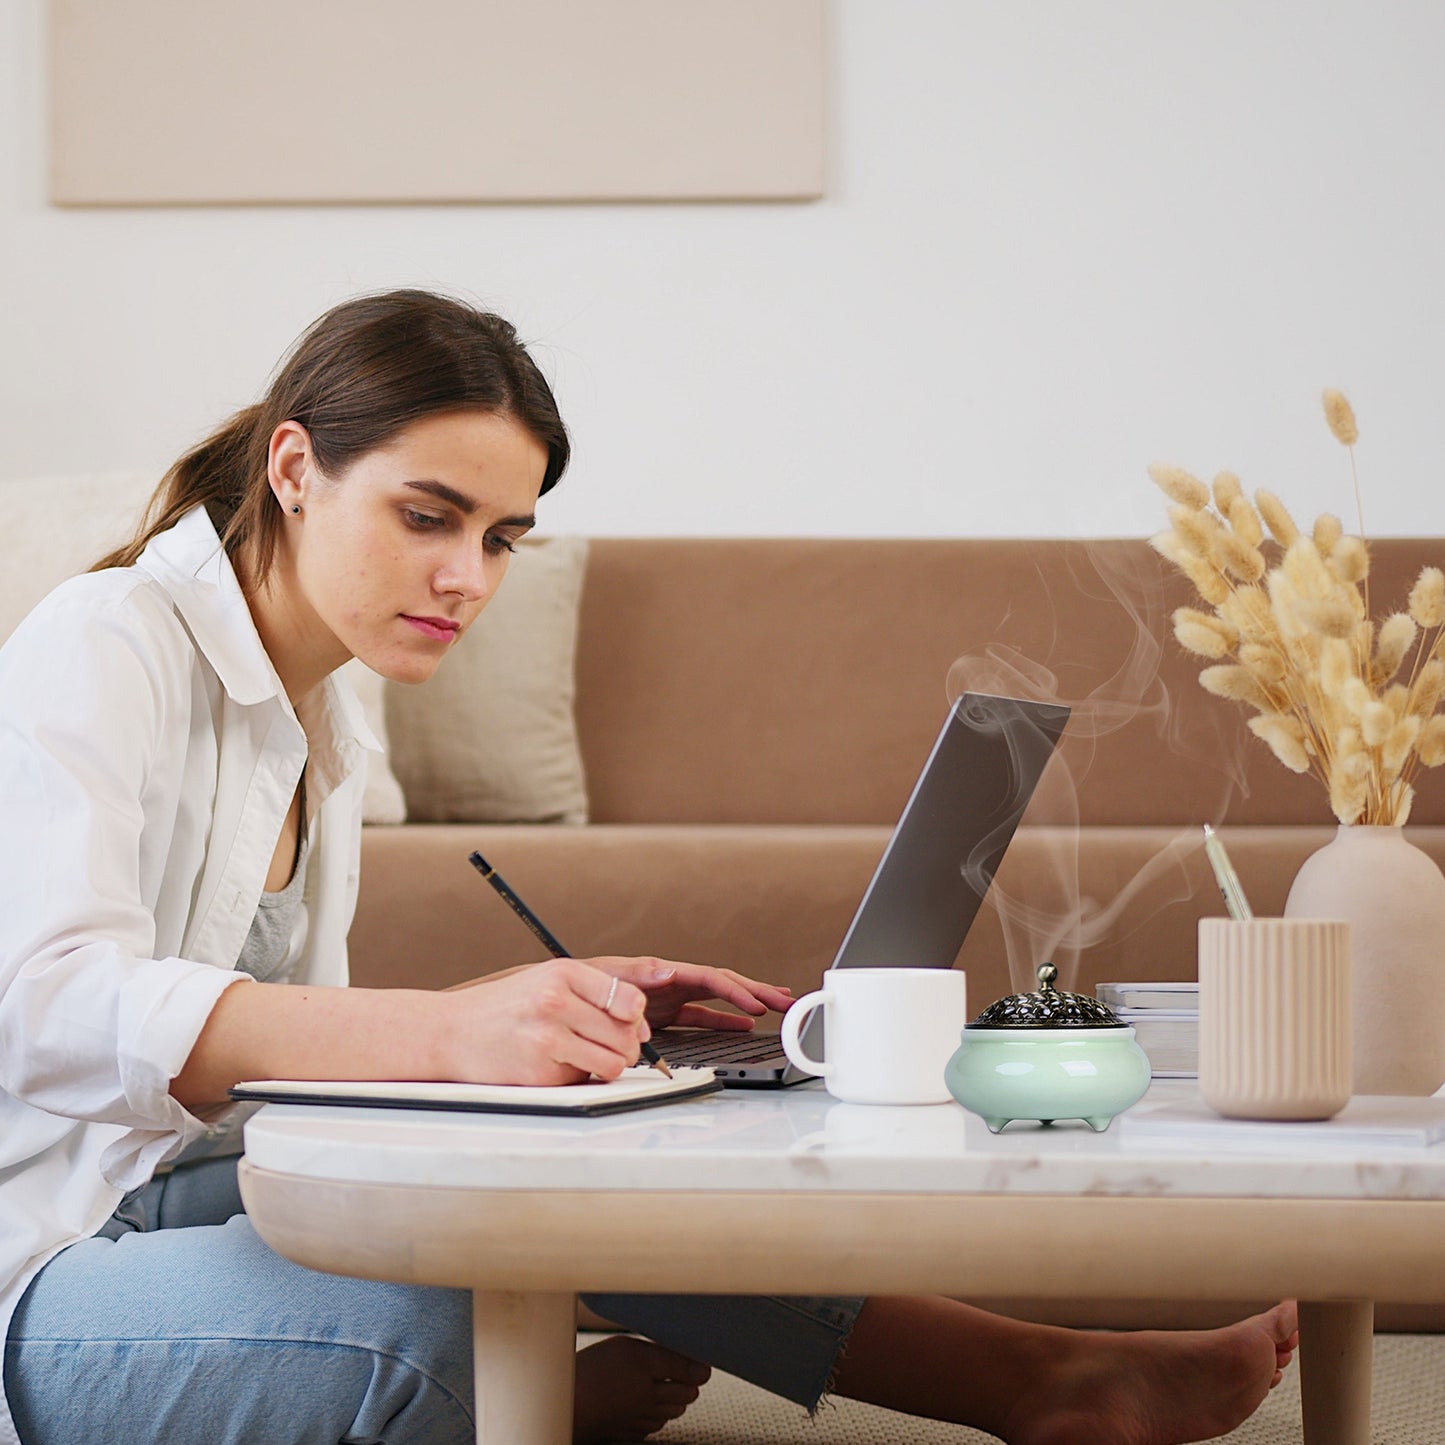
<box><xmin>967</xmin><ymin>964</ymin><xmax>1127</xmax><ymax>1029</ymax></box>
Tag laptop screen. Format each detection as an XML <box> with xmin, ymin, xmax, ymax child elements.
<box><xmin>828</xmin><ymin>691</ymin><xmax>1071</xmax><ymax>974</ymax></box>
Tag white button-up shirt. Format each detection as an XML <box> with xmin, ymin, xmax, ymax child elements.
<box><xmin>0</xmin><ymin>505</ymin><xmax>375</xmax><ymax>1445</ymax></box>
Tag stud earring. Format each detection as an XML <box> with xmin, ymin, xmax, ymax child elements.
<box><xmin>291</xmin><ymin>505</ymin><xmax>301</xmax><ymax>515</ymax></box>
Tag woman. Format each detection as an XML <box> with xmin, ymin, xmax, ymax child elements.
<box><xmin>0</xmin><ymin>289</ymin><xmax>1296</xmax><ymax>1445</ymax></box>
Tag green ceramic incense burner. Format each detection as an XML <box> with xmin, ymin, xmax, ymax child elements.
<box><xmin>945</xmin><ymin>964</ymin><xmax>1151</xmax><ymax>1133</ymax></box>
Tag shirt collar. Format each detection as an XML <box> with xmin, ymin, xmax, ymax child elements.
<box><xmin>134</xmin><ymin>506</ymin><xmax>382</xmax><ymax>792</ymax></box>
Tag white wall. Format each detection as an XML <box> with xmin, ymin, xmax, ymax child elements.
<box><xmin>4</xmin><ymin>0</ymin><xmax>1444</xmax><ymax>539</ymax></box>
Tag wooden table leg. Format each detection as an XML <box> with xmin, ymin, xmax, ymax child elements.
<box><xmin>1299</xmin><ymin>1299</ymin><xmax>1373</xmax><ymax>1445</ymax></box>
<box><xmin>472</xmin><ymin>1290</ymin><xmax>576</xmax><ymax>1445</ymax></box>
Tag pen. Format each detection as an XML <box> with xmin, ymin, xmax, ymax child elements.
<box><xmin>468</xmin><ymin>851</ymin><xmax>673</xmax><ymax>1078</ymax></box>
<box><xmin>1201</xmin><ymin>824</ymin><xmax>1254</xmax><ymax>921</ymax></box>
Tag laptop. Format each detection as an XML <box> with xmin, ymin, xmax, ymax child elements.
<box><xmin>652</xmin><ymin>691</ymin><xmax>1071</xmax><ymax>1086</ymax></box>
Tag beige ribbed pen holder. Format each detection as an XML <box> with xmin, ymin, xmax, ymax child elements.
<box><xmin>1199</xmin><ymin>918</ymin><xmax>1352</xmax><ymax>1121</ymax></box>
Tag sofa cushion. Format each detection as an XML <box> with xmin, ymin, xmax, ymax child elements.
<box><xmin>384</xmin><ymin>536</ymin><xmax>590</xmax><ymax>825</ymax></box>
<box><xmin>0</xmin><ymin>472</ymin><xmax>156</xmax><ymax>638</ymax></box>
<box><xmin>349</xmin><ymin>822</ymin><xmax>891</xmax><ymax>991</ymax></box>
<box><xmin>571</xmin><ymin>537</ymin><xmax>1445</xmax><ymax>829</ymax></box>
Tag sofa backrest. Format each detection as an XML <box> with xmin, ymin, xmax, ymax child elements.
<box><xmin>574</xmin><ymin>537</ymin><xmax>1445</xmax><ymax>829</ymax></box>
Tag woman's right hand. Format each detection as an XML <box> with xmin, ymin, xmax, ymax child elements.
<box><xmin>437</xmin><ymin>958</ymin><xmax>651</xmax><ymax>1086</ymax></box>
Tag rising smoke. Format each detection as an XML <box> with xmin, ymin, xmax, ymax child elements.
<box><xmin>946</xmin><ymin>541</ymin><xmax>1250</xmax><ymax>992</ymax></box>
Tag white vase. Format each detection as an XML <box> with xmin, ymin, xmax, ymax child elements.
<box><xmin>1284</xmin><ymin>825</ymin><xmax>1445</xmax><ymax>1096</ymax></box>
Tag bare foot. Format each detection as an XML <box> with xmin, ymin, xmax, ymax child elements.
<box><xmin>1003</xmin><ymin>1302</ymin><xmax>1299</xmax><ymax>1445</ymax></box>
<box><xmin>573</xmin><ymin>1334</ymin><xmax>712</xmax><ymax>1444</ymax></box>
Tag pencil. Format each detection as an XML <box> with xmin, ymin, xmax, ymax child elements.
<box><xmin>468</xmin><ymin>851</ymin><xmax>673</xmax><ymax>1078</ymax></box>
<box><xmin>1201</xmin><ymin>824</ymin><xmax>1254</xmax><ymax>921</ymax></box>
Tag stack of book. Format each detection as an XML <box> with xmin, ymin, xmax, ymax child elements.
<box><xmin>1096</xmin><ymin>981</ymin><xmax>1198</xmax><ymax>1078</ymax></box>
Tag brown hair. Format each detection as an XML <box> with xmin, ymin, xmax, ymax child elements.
<box><xmin>93</xmin><ymin>289</ymin><xmax>570</xmax><ymax>579</ymax></box>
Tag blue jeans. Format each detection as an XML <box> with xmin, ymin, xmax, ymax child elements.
<box><xmin>3</xmin><ymin>1156</ymin><xmax>862</xmax><ymax>1444</ymax></box>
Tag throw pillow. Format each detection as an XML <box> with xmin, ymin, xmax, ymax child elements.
<box><xmin>383</xmin><ymin>536</ymin><xmax>590</xmax><ymax>824</ymax></box>
<box><xmin>0</xmin><ymin>472</ymin><xmax>156</xmax><ymax>639</ymax></box>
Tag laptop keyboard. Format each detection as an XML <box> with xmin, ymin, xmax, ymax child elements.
<box><xmin>652</xmin><ymin>1032</ymin><xmax>785</xmax><ymax>1066</ymax></box>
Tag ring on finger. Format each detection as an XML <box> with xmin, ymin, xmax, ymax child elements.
<box><xmin>602</xmin><ymin>976</ymin><xmax>619</xmax><ymax>1015</ymax></box>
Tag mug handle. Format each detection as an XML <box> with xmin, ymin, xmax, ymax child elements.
<box><xmin>780</xmin><ymin>989</ymin><xmax>833</xmax><ymax>1080</ymax></box>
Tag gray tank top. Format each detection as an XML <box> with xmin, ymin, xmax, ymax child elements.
<box><xmin>234</xmin><ymin>828</ymin><xmax>311</xmax><ymax>984</ymax></box>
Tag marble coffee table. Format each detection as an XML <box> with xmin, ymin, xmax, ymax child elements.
<box><xmin>239</xmin><ymin>1079</ymin><xmax>1445</xmax><ymax>1445</ymax></box>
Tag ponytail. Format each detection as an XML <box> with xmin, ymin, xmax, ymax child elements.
<box><xmin>91</xmin><ymin>404</ymin><xmax>269</xmax><ymax>572</ymax></box>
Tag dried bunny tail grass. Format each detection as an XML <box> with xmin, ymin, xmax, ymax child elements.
<box><xmin>1172</xmin><ymin>606</ymin><xmax>1238</xmax><ymax>657</ymax></box>
<box><xmin>1313</xmin><ymin>513</ymin><xmax>1344</xmax><ymax>553</ymax></box>
<box><xmin>1329</xmin><ymin>735</ymin><xmax>1371</xmax><ymax>824</ymax></box>
<box><xmin>1239</xmin><ymin>641</ymin><xmax>1286</xmax><ymax>684</ymax></box>
<box><xmin>1149</xmin><ymin>530</ymin><xmax>1190</xmax><ymax>566</ymax></box>
<box><xmin>1360</xmin><ymin>700</ymin><xmax>1394</xmax><ymax>747</ymax></box>
<box><xmin>1418</xmin><ymin>714</ymin><xmax>1445</xmax><ymax>766</ymax></box>
<box><xmin>1199</xmin><ymin>664</ymin><xmax>1272</xmax><ymax>710</ymax></box>
<box><xmin>1409</xmin><ymin>567</ymin><xmax>1445</xmax><ymax>629</ymax></box>
<box><xmin>1214</xmin><ymin>530</ymin><xmax>1266</xmax><ymax>583</ymax></box>
<box><xmin>1212</xmin><ymin>471</ymin><xmax>1244</xmax><ymax>513</ymax></box>
<box><xmin>1219</xmin><ymin>585</ymin><xmax>1274</xmax><ymax>636</ymax></box>
<box><xmin>1299</xmin><ymin>596</ymin><xmax>1361</xmax><ymax>639</ymax></box>
<box><xmin>1282</xmin><ymin>537</ymin><xmax>1336</xmax><ymax>600</ymax></box>
<box><xmin>1340</xmin><ymin>676</ymin><xmax>1373</xmax><ymax>717</ymax></box>
<box><xmin>1319</xmin><ymin>637</ymin><xmax>1357</xmax><ymax>697</ymax></box>
<box><xmin>1390</xmin><ymin>782</ymin><xmax>1416</xmax><ymax>826</ymax></box>
<box><xmin>1383</xmin><ymin>714</ymin><xmax>1422</xmax><ymax>772</ymax></box>
<box><xmin>1384</xmin><ymin>682</ymin><xmax>1412</xmax><ymax>719</ymax></box>
<box><xmin>1184</xmin><ymin>557</ymin><xmax>1231</xmax><ymax>604</ymax></box>
<box><xmin>1174</xmin><ymin>620</ymin><xmax>1230</xmax><ymax>659</ymax></box>
<box><xmin>1329</xmin><ymin>772</ymin><xmax>1369</xmax><ymax>825</ymax></box>
<box><xmin>1170</xmin><ymin>503</ymin><xmax>1223</xmax><ymax>556</ymax></box>
<box><xmin>1149</xmin><ymin>464</ymin><xmax>1211</xmax><ymax>509</ymax></box>
<box><xmin>1380</xmin><ymin>612</ymin><xmax>1417</xmax><ymax>648</ymax></box>
<box><xmin>1322</xmin><ymin>389</ymin><xmax>1359</xmax><ymax>446</ymax></box>
<box><xmin>1247</xmin><ymin>713</ymin><xmax>1311</xmax><ymax>772</ymax></box>
<box><xmin>1150</xmin><ymin>531</ymin><xmax>1229</xmax><ymax>603</ymax></box>
<box><xmin>1185</xmin><ymin>558</ymin><xmax>1231</xmax><ymax>606</ymax></box>
<box><xmin>1328</xmin><ymin>535</ymin><xmax>1370</xmax><ymax>585</ymax></box>
<box><xmin>1267</xmin><ymin>567</ymin><xmax>1309</xmax><ymax>640</ymax></box>
<box><xmin>1413</xmin><ymin>659</ymin><xmax>1445</xmax><ymax>715</ymax></box>
<box><xmin>1255</xmin><ymin>490</ymin><xmax>1300</xmax><ymax>547</ymax></box>
<box><xmin>1226</xmin><ymin>494</ymin><xmax>1264</xmax><ymax>548</ymax></box>
<box><xmin>1371</xmin><ymin>613</ymin><xmax>1418</xmax><ymax>686</ymax></box>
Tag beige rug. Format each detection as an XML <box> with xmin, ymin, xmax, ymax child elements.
<box><xmin>649</xmin><ymin>1334</ymin><xmax>1445</xmax><ymax>1444</ymax></box>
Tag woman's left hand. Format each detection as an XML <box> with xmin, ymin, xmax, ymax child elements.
<box><xmin>584</xmin><ymin>957</ymin><xmax>794</xmax><ymax>1031</ymax></box>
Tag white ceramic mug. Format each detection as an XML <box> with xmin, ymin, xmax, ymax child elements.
<box><xmin>1198</xmin><ymin>918</ymin><xmax>1352</xmax><ymax>1121</ymax></box>
<box><xmin>779</xmin><ymin>968</ymin><xmax>967</xmax><ymax>1104</ymax></box>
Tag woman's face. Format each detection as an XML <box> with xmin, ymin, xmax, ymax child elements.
<box><xmin>270</xmin><ymin>409</ymin><xmax>548</xmax><ymax>687</ymax></box>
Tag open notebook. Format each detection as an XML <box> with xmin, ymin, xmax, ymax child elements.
<box><xmin>230</xmin><ymin>1065</ymin><xmax>721</xmax><ymax>1118</ymax></box>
